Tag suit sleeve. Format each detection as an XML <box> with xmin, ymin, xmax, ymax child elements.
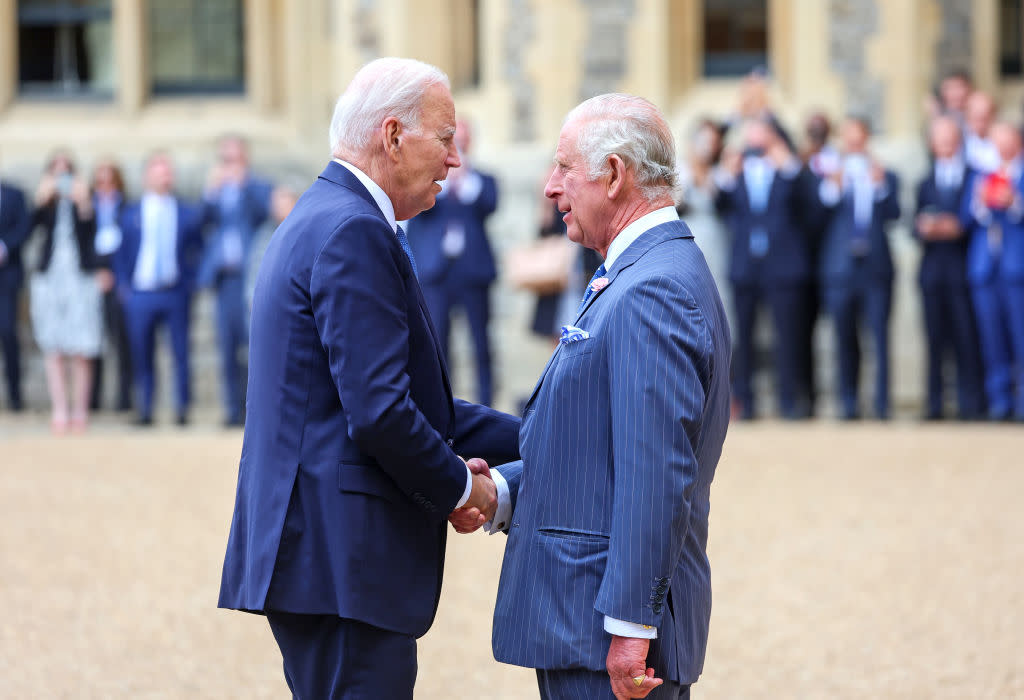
<box><xmin>310</xmin><ymin>214</ymin><xmax>468</xmax><ymax>518</ymax></box>
<box><xmin>0</xmin><ymin>188</ymin><xmax>32</xmax><ymax>257</ymax></box>
<box><xmin>594</xmin><ymin>274</ymin><xmax>711</xmax><ymax>629</ymax></box>
<box><xmin>880</xmin><ymin>172</ymin><xmax>901</xmax><ymax>222</ymax></box>
<box><xmin>452</xmin><ymin>398</ymin><xmax>520</xmax><ymax>466</ymax></box>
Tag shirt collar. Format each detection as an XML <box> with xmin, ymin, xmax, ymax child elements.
<box><xmin>604</xmin><ymin>206</ymin><xmax>679</xmax><ymax>270</ymax></box>
<box><xmin>334</xmin><ymin>158</ymin><xmax>397</xmax><ymax>233</ymax></box>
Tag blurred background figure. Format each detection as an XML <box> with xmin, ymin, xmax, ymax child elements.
<box><xmin>407</xmin><ymin>119</ymin><xmax>498</xmax><ymax>406</ymax></box>
<box><xmin>0</xmin><ymin>162</ymin><xmax>32</xmax><ymax>413</ymax></box>
<box><xmin>963</xmin><ymin>90</ymin><xmax>1000</xmax><ymax>174</ymax></box>
<box><xmin>113</xmin><ymin>153</ymin><xmax>205</xmax><ymax>427</ymax></box>
<box><xmin>677</xmin><ymin>117</ymin><xmax>732</xmax><ymax>329</ymax></box>
<box><xmin>913</xmin><ymin>116</ymin><xmax>985</xmax><ymax>421</ymax></box>
<box><xmin>90</xmin><ymin>159</ymin><xmax>132</xmax><ymax>414</ymax></box>
<box><xmin>929</xmin><ymin>68</ymin><xmax>974</xmax><ymax>126</ymax></box>
<box><xmin>963</xmin><ymin>121</ymin><xmax>1024</xmax><ymax>421</ymax></box>
<box><xmin>800</xmin><ymin>111</ymin><xmax>841</xmax><ymax>417</ymax></box>
<box><xmin>199</xmin><ymin>135</ymin><xmax>273</xmax><ymax>427</ymax></box>
<box><xmin>28</xmin><ymin>150</ymin><xmax>103</xmax><ymax>433</ymax></box>
<box><xmin>818</xmin><ymin>116</ymin><xmax>901</xmax><ymax>420</ymax></box>
<box><xmin>715</xmin><ymin>117</ymin><xmax>813</xmax><ymax>419</ymax></box>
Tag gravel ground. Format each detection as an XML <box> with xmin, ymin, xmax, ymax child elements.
<box><xmin>1</xmin><ymin>416</ymin><xmax>1021</xmax><ymax>699</ymax></box>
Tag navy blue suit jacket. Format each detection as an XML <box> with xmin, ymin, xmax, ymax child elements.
<box><xmin>715</xmin><ymin>165</ymin><xmax>815</xmax><ymax>285</ymax></box>
<box><xmin>914</xmin><ymin>167</ymin><xmax>973</xmax><ymax>287</ymax></box>
<box><xmin>197</xmin><ymin>176</ymin><xmax>273</xmax><ymax>287</ymax></box>
<box><xmin>112</xmin><ymin>197</ymin><xmax>206</xmax><ymax>296</ymax></box>
<box><xmin>406</xmin><ymin>171</ymin><xmax>498</xmax><ymax>286</ymax></box>
<box><xmin>491</xmin><ymin>221</ymin><xmax>731</xmax><ymax>684</ymax></box>
<box><xmin>0</xmin><ymin>183</ymin><xmax>32</xmax><ymax>290</ymax></box>
<box><xmin>962</xmin><ymin>169</ymin><xmax>1024</xmax><ymax>284</ymax></box>
<box><xmin>819</xmin><ymin>171</ymin><xmax>901</xmax><ymax>285</ymax></box>
<box><xmin>218</xmin><ymin>162</ymin><xmax>520</xmax><ymax>637</ymax></box>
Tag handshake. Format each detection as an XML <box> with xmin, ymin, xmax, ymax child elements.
<box><xmin>448</xmin><ymin>457</ymin><xmax>496</xmax><ymax>534</ymax></box>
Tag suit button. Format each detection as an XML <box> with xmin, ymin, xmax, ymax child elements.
<box><xmin>513</xmin><ymin>522</ymin><xmax>520</xmax><ymax>528</ymax></box>
<box><xmin>652</xmin><ymin>604</ymin><xmax>663</xmax><ymax>614</ymax></box>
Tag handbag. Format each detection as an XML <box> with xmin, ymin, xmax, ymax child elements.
<box><xmin>505</xmin><ymin>235</ymin><xmax>575</xmax><ymax>295</ymax></box>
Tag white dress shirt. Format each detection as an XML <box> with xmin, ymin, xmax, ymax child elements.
<box><xmin>488</xmin><ymin>205</ymin><xmax>681</xmax><ymax>640</ymax></box>
<box><xmin>134</xmin><ymin>193</ymin><xmax>179</xmax><ymax>291</ymax></box>
<box><xmin>333</xmin><ymin>158</ymin><xmax>474</xmax><ymax>508</ymax></box>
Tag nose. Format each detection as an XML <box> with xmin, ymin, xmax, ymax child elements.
<box><xmin>543</xmin><ymin>170</ymin><xmax>561</xmax><ymax>200</ymax></box>
<box><xmin>447</xmin><ymin>142</ymin><xmax>461</xmax><ymax>169</ymax></box>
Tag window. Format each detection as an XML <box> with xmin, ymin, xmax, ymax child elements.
<box><xmin>449</xmin><ymin>0</ymin><xmax>481</xmax><ymax>91</ymax></box>
<box><xmin>17</xmin><ymin>0</ymin><xmax>114</xmax><ymax>97</ymax></box>
<box><xmin>149</xmin><ymin>0</ymin><xmax>245</xmax><ymax>95</ymax></box>
<box><xmin>703</xmin><ymin>0</ymin><xmax>768</xmax><ymax>78</ymax></box>
<box><xmin>999</xmin><ymin>0</ymin><xmax>1023</xmax><ymax>77</ymax></box>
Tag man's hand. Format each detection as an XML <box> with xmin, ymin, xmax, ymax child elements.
<box><xmin>448</xmin><ymin>458</ymin><xmax>494</xmax><ymax>534</ymax></box>
<box><xmin>606</xmin><ymin>636</ymin><xmax>663</xmax><ymax>699</ymax></box>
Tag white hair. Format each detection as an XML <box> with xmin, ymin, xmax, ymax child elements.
<box><xmin>565</xmin><ymin>94</ymin><xmax>678</xmax><ymax>201</ymax></box>
<box><xmin>328</xmin><ymin>57</ymin><xmax>450</xmax><ymax>156</ymax></box>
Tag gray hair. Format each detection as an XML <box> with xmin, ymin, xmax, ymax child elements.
<box><xmin>565</xmin><ymin>94</ymin><xmax>678</xmax><ymax>201</ymax></box>
<box><xmin>329</xmin><ymin>57</ymin><xmax>450</xmax><ymax>156</ymax></box>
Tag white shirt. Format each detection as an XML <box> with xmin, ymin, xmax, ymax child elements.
<box><xmin>333</xmin><ymin>159</ymin><xmax>473</xmax><ymax>508</ymax></box>
<box><xmin>934</xmin><ymin>156</ymin><xmax>964</xmax><ymax>191</ymax></box>
<box><xmin>965</xmin><ymin>133</ymin><xmax>1000</xmax><ymax>174</ymax></box>
<box><xmin>488</xmin><ymin>206</ymin><xmax>682</xmax><ymax>641</ymax></box>
<box><xmin>134</xmin><ymin>193</ymin><xmax>179</xmax><ymax>291</ymax></box>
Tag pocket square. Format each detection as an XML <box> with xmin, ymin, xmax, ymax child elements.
<box><xmin>559</xmin><ymin>325</ymin><xmax>591</xmax><ymax>344</ymax></box>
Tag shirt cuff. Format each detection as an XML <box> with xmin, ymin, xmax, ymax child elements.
<box><xmin>455</xmin><ymin>464</ymin><xmax>474</xmax><ymax>509</ymax></box>
<box><xmin>604</xmin><ymin>616</ymin><xmax>658</xmax><ymax>639</ymax></box>
<box><xmin>483</xmin><ymin>468</ymin><xmax>512</xmax><ymax>534</ymax></box>
<box><xmin>819</xmin><ymin>179</ymin><xmax>841</xmax><ymax>205</ymax></box>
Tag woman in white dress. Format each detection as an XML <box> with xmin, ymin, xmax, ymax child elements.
<box><xmin>677</xmin><ymin>119</ymin><xmax>733</xmax><ymax>331</ymax></box>
<box><xmin>29</xmin><ymin>152</ymin><xmax>103</xmax><ymax>433</ymax></box>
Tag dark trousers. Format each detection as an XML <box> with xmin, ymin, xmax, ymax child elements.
<box><xmin>972</xmin><ymin>278</ymin><xmax>1024</xmax><ymax>418</ymax></box>
<box><xmin>920</xmin><ymin>279</ymin><xmax>985</xmax><ymax>419</ymax></box>
<box><xmin>91</xmin><ymin>290</ymin><xmax>133</xmax><ymax>411</ymax></box>
<box><xmin>125</xmin><ymin>289</ymin><xmax>191</xmax><ymax>420</ymax></box>
<box><xmin>731</xmin><ymin>281</ymin><xmax>807</xmax><ymax>418</ymax></box>
<box><xmin>824</xmin><ymin>277</ymin><xmax>892</xmax><ymax>419</ymax></box>
<box><xmin>537</xmin><ymin>668</ymin><xmax>690</xmax><ymax>700</ymax></box>
<box><xmin>266</xmin><ymin>612</ymin><xmax>417</xmax><ymax>700</ymax></box>
<box><xmin>421</xmin><ymin>280</ymin><xmax>493</xmax><ymax>406</ymax></box>
<box><xmin>0</xmin><ymin>286</ymin><xmax>21</xmax><ymax>409</ymax></box>
<box><xmin>214</xmin><ymin>272</ymin><xmax>248</xmax><ymax>423</ymax></box>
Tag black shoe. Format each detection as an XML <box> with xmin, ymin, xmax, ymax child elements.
<box><xmin>176</xmin><ymin>413</ymin><xmax>189</xmax><ymax>427</ymax></box>
<box><xmin>135</xmin><ymin>415</ymin><xmax>153</xmax><ymax>427</ymax></box>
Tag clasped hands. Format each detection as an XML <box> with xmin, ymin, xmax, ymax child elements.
<box><xmin>448</xmin><ymin>457</ymin><xmax>495</xmax><ymax>534</ymax></box>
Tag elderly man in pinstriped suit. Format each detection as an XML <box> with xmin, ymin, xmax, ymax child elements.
<box><xmin>452</xmin><ymin>94</ymin><xmax>731</xmax><ymax>699</ymax></box>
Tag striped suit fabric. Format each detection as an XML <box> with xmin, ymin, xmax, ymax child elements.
<box><xmin>492</xmin><ymin>219</ymin><xmax>732</xmax><ymax>690</ymax></box>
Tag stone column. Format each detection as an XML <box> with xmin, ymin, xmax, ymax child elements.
<box><xmin>114</xmin><ymin>0</ymin><xmax>147</xmax><ymax>114</ymax></box>
<box><xmin>245</xmin><ymin>0</ymin><xmax>275</xmax><ymax>112</ymax></box>
<box><xmin>0</xmin><ymin>0</ymin><xmax>16</xmax><ymax>111</ymax></box>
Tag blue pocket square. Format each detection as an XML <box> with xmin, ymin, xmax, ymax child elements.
<box><xmin>559</xmin><ymin>325</ymin><xmax>591</xmax><ymax>344</ymax></box>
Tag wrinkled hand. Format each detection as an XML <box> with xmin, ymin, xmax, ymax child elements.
<box><xmin>448</xmin><ymin>458</ymin><xmax>493</xmax><ymax>534</ymax></box>
<box><xmin>607</xmin><ymin>636</ymin><xmax>663</xmax><ymax>699</ymax></box>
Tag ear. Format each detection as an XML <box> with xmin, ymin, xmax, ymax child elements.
<box><xmin>381</xmin><ymin>117</ymin><xmax>403</xmax><ymax>163</ymax></box>
<box><xmin>606</xmin><ymin>154</ymin><xmax>628</xmax><ymax>199</ymax></box>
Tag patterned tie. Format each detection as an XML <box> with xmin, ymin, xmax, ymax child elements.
<box><xmin>577</xmin><ymin>263</ymin><xmax>607</xmax><ymax>313</ymax></box>
<box><xmin>394</xmin><ymin>224</ymin><xmax>418</xmax><ymax>276</ymax></box>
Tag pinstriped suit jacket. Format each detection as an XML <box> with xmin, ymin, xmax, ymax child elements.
<box><xmin>492</xmin><ymin>220</ymin><xmax>731</xmax><ymax>684</ymax></box>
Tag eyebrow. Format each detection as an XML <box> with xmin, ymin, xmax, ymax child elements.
<box><xmin>440</xmin><ymin>126</ymin><xmax>456</xmax><ymax>139</ymax></box>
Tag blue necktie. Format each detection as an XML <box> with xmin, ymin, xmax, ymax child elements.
<box><xmin>395</xmin><ymin>224</ymin><xmax>418</xmax><ymax>276</ymax></box>
<box><xmin>578</xmin><ymin>263</ymin><xmax>607</xmax><ymax>313</ymax></box>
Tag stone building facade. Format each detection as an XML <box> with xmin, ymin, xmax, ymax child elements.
<box><xmin>1</xmin><ymin>0</ymin><xmax>1022</xmax><ymax>416</ymax></box>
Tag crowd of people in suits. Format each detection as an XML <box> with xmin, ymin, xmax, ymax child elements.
<box><xmin>0</xmin><ymin>137</ymin><xmax>295</xmax><ymax>432</ymax></box>
<box><xmin>676</xmin><ymin>69</ymin><xmax>1024</xmax><ymax>422</ymax></box>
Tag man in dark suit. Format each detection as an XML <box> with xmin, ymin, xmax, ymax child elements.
<box><xmin>817</xmin><ymin>116</ymin><xmax>901</xmax><ymax>420</ymax></box>
<box><xmin>914</xmin><ymin>116</ymin><xmax>985</xmax><ymax>420</ymax></box>
<box><xmin>716</xmin><ymin>117</ymin><xmax>814</xmax><ymax>419</ymax></box>
<box><xmin>112</xmin><ymin>153</ymin><xmax>205</xmax><ymax>426</ymax></box>
<box><xmin>455</xmin><ymin>94</ymin><xmax>730</xmax><ymax>700</ymax></box>
<box><xmin>406</xmin><ymin>119</ymin><xmax>499</xmax><ymax>405</ymax></box>
<box><xmin>0</xmin><ymin>179</ymin><xmax>32</xmax><ymax>411</ymax></box>
<box><xmin>962</xmin><ymin>121</ymin><xmax>1024</xmax><ymax>421</ymax></box>
<box><xmin>218</xmin><ymin>58</ymin><xmax>520</xmax><ymax>699</ymax></box>
<box><xmin>198</xmin><ymin>135</ymin><xmax>274</xmax><ymax>426</ymax></box>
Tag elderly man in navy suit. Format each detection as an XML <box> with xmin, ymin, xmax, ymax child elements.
<box><xmin>406</xmin><ymin>119</ymin><xmax>499</xmax><ymax>406</ymax></box>
<box><xmin>454</xmin><ymin>94</ymin><xmax>731</xmax><ymax>699</ymax></box>
<box><xmin>217</xmin><ymin>58</ymin><xmax>520</xmax><ymax>699</ymax></box>
<box><xmin>0</xmin><ymin>178</ymin><xmax>32</xmax><ymax>412</ymax></box>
